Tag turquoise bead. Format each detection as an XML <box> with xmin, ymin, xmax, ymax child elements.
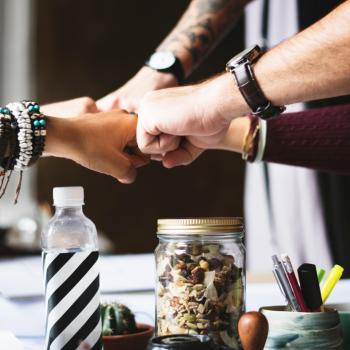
<box><xmin>34</xmin><ymin>104</ymin><xmax>40</xmax><ymax>112</ymax></box>
<box><xmin>39</xmin><ymin>119</ymin><xmax>46</xmax><ymax>126</ymax></box>
<box><xmin>33</xmin><ymin>120</ymin><xmax>40</xmax><ymax>127</ymax></box>
<box><xmin>28</xmin><ymin>105</ymin><xmax>35</xmax><ymax>113</ymax></box>
<box><xmin>1</xmin><ymin>107</ymin><xmax>10</xmax><ymax>114</ymax></box>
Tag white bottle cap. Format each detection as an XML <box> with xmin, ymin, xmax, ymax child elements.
<box><xmin>53</xmin><ymin>186</ymin><xmax>85</xmax><ymax>207</ymax></box>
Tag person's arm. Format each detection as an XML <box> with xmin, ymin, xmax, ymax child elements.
<box><xmin>1</xmin><ymin>97</ymin><xmax>99</xmax><ymax>158</ymax></box>
<box><xmin>2</xmin><ymin>110</ymin><xmax>148</xmax><ymax>183</ymax></box>
<box><xmin>41</xmin><ymin>97</ymin><xmax>98</xmax><ymax>118</ymax></box>
<box><xmin>137</xmin><ymin>0</ymin><xmax>350</xmax><ymax>161</ymax></box>
<box><xmin>162</xmin><ymin>103</ymin><xmax>350</xmax><ymax>173</ymax></box>
<box><xmin>202</xmin><ymin>0</ymin><xmax>350</xmax><ymax>120</ymax></box>
<box><xmin>155</xmin><ymin>0</ymin><xmax>248</xmax><ymax>76</ymax></box>
<box><xmin>97</xmin><ymin>0</ymin><xmax>248</xmax><ymax>112</ymax></box>
<box><xmin>43</xmin><ymin>110</ymin><xmax>149</xmax><ymax>183</ymax></box>
<box><xmin>220</xmin><ymin>104</ymin><xmax>350</xmax><ymax>174</ymax></box>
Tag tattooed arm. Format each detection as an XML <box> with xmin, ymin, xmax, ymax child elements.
<box><xmin>157</xmin><ymin>0</ymin><xmax>248</xmax><ymax>76</ymax></box>
<box><xmin>97</xmin><ymin>0</ymin><xmax>249</xmax><ymax>112</ymax></box>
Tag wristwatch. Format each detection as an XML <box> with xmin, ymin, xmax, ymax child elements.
<box><xmin>226</xmin><ymin>45</ymin><xmax>285</xmax><ymax>119</ymax></box>
<box><xmin>146</xmin><ymin>51</ymin><xmax>184</xmax><ymax>84</ymax></box>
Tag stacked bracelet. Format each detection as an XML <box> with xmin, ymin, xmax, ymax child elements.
<box><xmin>0</xmin><ymin>100</ymin><xmax>46</xmax><ymax>202</ymax></box>
<box><xmin>0</xmin><ymin>106</ymin><xmax>18</xmax><ymax>198</ymax></box>
<box><xmin>24</xmin><ymin>101</ymin><xmax>46</xmax><ymax>165</ymax></box>
<box><xmin>5</xmin><ymin>101</ymin><xmax>47</xmax><ymax>170</ymax></box>
<box><xmin>0</xmin><ymin>110</ymin><xmax>12</xmax><ymax>168</ymax></box>
<box><xmin>6</xmin><ymin>101</ymin><xmax>33</xmax><ymax>171</ymax></box>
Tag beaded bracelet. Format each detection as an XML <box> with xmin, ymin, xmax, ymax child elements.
<box><xmin>24</xmin><ymin>101</ymin><xmax>46</xmax><ymax>165</ymax></box>
<box><xmin>0</xmin><ymin>110</ymin><xmax>12</xmax><ymax>167</ymax></box>
<box><xmin>0</xmin><ymin>106</ymin><xmax>17</xmax><ymax>171</ymax></box>
<box><xmin>7</xmin><ymin>101</ymin><xmax>33</xmax><ymax>171</ymax></box>
<box><xmin>0</xmin><ymin>101</ymin><xmax>47</xmax><ymax>203</ymax></box>
<box><xmin>0</xmin><ymin>108</ymin><xmax>17</xmax><ymax>198</ymax></box>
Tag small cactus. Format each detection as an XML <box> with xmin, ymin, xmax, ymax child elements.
<box><xmin>101</xmin><ymin>302</ymin><xmax>137</xmax><ymax>336</ymax></box>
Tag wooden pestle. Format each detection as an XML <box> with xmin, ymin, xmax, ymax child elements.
<box><xmin>238</xmin><ymin>311</ymin><xmax>269</xmax><ymax>350</ymax></box>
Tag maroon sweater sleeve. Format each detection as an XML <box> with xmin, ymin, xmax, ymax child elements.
<box><xmin>263</xmin><ymin>104</ymin><xmax>350</xmax><ymax>174</ymax></box>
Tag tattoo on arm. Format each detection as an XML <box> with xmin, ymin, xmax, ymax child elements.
<box><xmin>158</xmin><ymin>0</ymin><xmax>247</xmax><ymax>73</ymax></box>
<box><xmin>196</xmin><ymin>0</ymin><xmax>232</xmax><ymax>17</ymax></box>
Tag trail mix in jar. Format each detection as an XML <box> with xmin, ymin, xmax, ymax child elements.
<box><xmin>156</xmin><ymin>242</ymin><xmax>244</xmax><ymax>349</ymax></box>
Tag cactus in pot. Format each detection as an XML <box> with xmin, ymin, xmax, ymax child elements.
<box><xmin>101</xmin><ymin>302</ymin><xmax>137</xmax><ymax>336</ymax></box>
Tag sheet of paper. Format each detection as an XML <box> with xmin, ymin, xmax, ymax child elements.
<box><xmin>0</xmin><ymin>331</ymin><xmax>24</xmax><ymax>350</ymax></box>
<box><xmin>0</xmin><ymin>297</ymin><xmax>44</xmax><ymax>337</ymax></box>
<box><xmin>0</xmin><ymin>257</ymin><xmax>43</xmax><ymax>298</ymax></box>
<box><xmin>100</xmin><ymin>254</ymin><xmax>155</xmax><ymax>293</ymax></box>
<box><xmin>3</xmin><ymin>279</ymin><xmax>349</xmax><ymax>336</ymax></box>
<box><xmin>0</xmin><ymin>291</ymin><xmax>155</xmax><ymax>338</ymax></box>
<box><xmin>0</xmin><ymin>254</ymin><xmax>155</xmax><ymax>298</ymax></box>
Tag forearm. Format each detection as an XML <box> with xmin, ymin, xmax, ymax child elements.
<box><xmin>0</xmin><ymin>102</ymin><xmax>81</xmax><ymax>165</ymax></box>
<box><xmin>44</xmin><ymin>116</ymin><xmax>78</xmax><ymax>158</ymax></box>
<box><xmin>203</xmin><ymin>0</ymin><xmax>350</xmax><ymax>120</ymax></box>
<box><xmin>256</xmin><ymin>0</ymin><xmax>350</xmax><ymax>107</ymax></box>
<box><xmin>263</xmin><ymin>104</ymin><xmax>350</xmax><ymax>174</ymax></box>
<box><xmin>222</xmin><ymin>104</ymin><xmax>350</xmax><ymax>174</ymax></box>
<box><xmin>157</xmin><ymin>0</ymin><xmax>248</xmax><ymax>77</ymax></box>
<box><xmin>97</xmin><ymin>0</ymin><xmax>249</xmax><ymax>111</ymax></box>
<box><xmin>218</xmin><ymin>116</ymin><xmax>249</xmax><ymax>152</ymax></box>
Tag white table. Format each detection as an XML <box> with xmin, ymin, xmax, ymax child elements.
<box><xmin>0</xmin><ymin>254</ymin><xmax>348</xmax><ymax>349</ymax></box>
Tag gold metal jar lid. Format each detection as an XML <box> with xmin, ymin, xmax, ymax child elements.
<box><xmin>157</xmin><ymin>217</ymin><xmax>244</xmax><ymax>235</ymax></box>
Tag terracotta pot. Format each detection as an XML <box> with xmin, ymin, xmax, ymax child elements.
<box><xmin>103</xmin><ymin>323</ymin><xmax>154</xmax><ymax>350</ymax></box>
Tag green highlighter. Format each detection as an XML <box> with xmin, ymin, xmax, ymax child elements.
<box><xmin>317</xmin><ymin>268</ymin><xmax>326</xmax><ymax>283</ymax></box>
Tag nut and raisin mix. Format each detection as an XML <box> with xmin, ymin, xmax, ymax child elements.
<box><xmin>156</xmin><ymin>243</ymin><xmax>244</xmax><ymax>349</ymax></box>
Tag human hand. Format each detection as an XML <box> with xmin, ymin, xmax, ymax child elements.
<box><xmin>150</xmin><ymin>139</ymin><xmax>205</xmax><ymax>168</ymax></box>
<box><xmin>45</xmin><ymin>109</ymin><xmax>149</xmax><ymax>183</ymax></box>
<box><xmin>136</xmin><ymin>81</ymin><xmax>233</xmax><ymax>164</ymax></box>
<box><xmin>153</xmin><ymin>117</ymin><xmax>250</xmax><ymax>168</ymax></box>
<box><xmin>41</xmin><ymin>97</ymin><xmax>98</xmax><ymax>118</ymax></box>
<box><xmin>97</xmin><ymin>67</ymin><xmax>178</xmax><ymax>112</ymax></box>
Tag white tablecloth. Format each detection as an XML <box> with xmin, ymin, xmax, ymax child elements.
<box><xmin>0</xmin><ymin>254</ymin><xmax>348</xmax><ymax>349</ymax></box>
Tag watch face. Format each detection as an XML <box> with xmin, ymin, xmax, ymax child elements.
<box><xmin>226</xmin><ymin>45</ymin><xmax>261</xmax><ymax>69</ymax></box>
<box><xmin>148</xmin><ymin>51</ymin><xmax>176</xmax><ymax>70</ymax></box>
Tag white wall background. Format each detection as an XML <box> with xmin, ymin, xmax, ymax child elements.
<box><xmin>0</xmin><ymin>0</ymin><xmax>37</xmax><ymax>227</ymax></box>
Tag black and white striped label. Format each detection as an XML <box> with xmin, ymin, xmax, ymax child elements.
<box><xmin>43</xmin><ymin>251</ymin><xmax>102</xmax><ymax>350</ymax></box>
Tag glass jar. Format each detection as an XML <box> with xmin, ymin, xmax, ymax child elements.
<box><xmin>155</xmin><ymin>217</ymin><xmax>245</xmax><ymax>350</ymax></box>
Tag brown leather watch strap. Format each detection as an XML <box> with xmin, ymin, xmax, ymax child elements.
<box><xmin>234</xmin><ymin>62</ymin><xmax>285</xmax><ymax>119</ymax></box>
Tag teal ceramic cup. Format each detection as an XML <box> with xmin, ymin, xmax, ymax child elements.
<box><xmin>329</xmin><ymin>303</ymin><xmax>350</xmax><ymax>350</ymax></box>
<box><xmin>260</xmin><ymin>306</ymin><xmax>343</xmax><ymax>349</ymax></box>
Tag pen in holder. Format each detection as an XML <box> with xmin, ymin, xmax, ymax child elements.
<box><xmin>260</xmin><ymin>306</ymin><xmax>344</xmax><ymax>349</ymax></box>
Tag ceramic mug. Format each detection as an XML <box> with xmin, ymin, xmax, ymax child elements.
<box><xmin>260</xmin><ymin>305</ymin><xmax>343</xmax><ymax>349</ymax></box>
<box><xmin>329</xmin><ymin>303</ymin><xmax>350</xmax><ymax>350</ymax></box>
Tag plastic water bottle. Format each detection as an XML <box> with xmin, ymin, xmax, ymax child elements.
<box><xmin>42</xmin><ymin>187</ymin><xmax>102</xmax><ymax>350</ymax></box>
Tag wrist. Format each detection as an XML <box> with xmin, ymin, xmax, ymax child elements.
<box><xmin>200</xmin><ymin>73</ymin><xmax>250</xmax><ymax>123</ymax></box>
<box><xmin>155</xmin><ymin>46</ymin><xmax>192</xmax><ymax>77</ymax></box>
<box><xmin>138</xmin><ymin>66</ymin><xmax>179</xmax><ymax>89</ymax></box>
<box><xmin>44</xmin><ymin>116</ymin><xmax>79</xmax><ymax>158</ymax></box>
<box><xmin>219</xmin><ymin>117</ymin><xmax>251</xmax><ymax>153</ymax></box>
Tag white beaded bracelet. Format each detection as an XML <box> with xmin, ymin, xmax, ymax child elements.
<box><xmin>6</xmin><ymin>101</ymin><xmax>33</xmax><ymax>171</ymax></box>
